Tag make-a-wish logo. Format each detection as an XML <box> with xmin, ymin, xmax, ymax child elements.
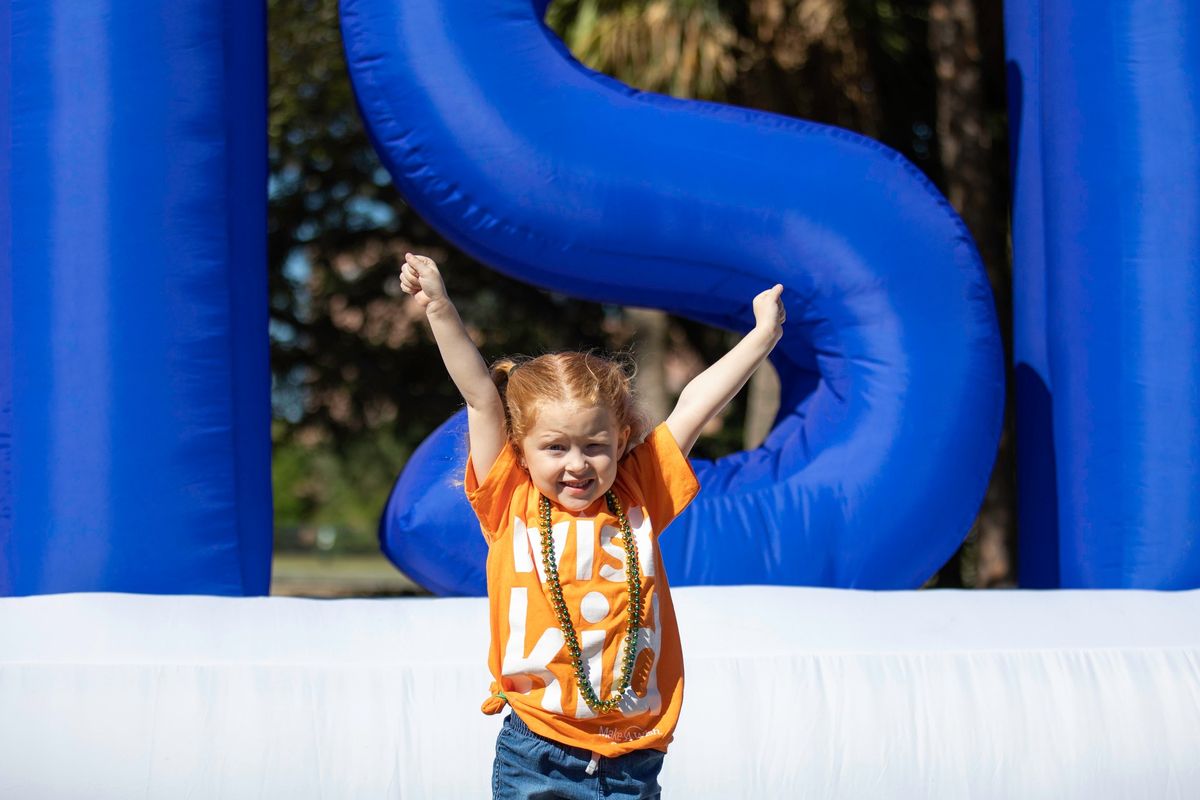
<box><xmin>599</xmin><ymin>725</ymin><xmax>662</xmax><ymax>742</ymax></box>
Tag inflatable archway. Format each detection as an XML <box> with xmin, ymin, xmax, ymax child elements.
<box><xmin>2</xmin><ymin>0</ymin><xmax>1198</xmax><ymax>595</ymax></box>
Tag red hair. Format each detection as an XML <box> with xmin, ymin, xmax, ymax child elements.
<box><xmin>490</xmin><ymin>352</ymin><xmax>649</xmax><ymax>456</ymax></box>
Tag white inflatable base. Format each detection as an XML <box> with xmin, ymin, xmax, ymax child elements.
<box><xmin>2</xmin><ymin>586</ymin><xmax>1198</xmax><ymax>798</ymax></box>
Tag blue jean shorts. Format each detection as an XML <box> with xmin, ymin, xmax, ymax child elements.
<box><xmin>492</xmin><ymin>712</ymin><xmax>666</xmax><ymax>799</ymax></box>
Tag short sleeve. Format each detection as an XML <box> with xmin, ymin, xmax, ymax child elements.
<box><xmin>619</xmin><ymin>422</ymin><xmax>700</xmax><ymax>535</ymax></box>
<box><xmin>465</xmin><ymin>443</ymin><xmax>524</xmax><ymax>543</ymax></box>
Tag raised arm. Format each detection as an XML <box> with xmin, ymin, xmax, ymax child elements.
<box><xmin>665</xmin><ymin>284</ymin><xmax>786</xmax><ymax>457</ymax></box>
<box><xmin>399</xmin><ymin>252</ymin><xmax>507</xmax><ymax>482</ymax></box>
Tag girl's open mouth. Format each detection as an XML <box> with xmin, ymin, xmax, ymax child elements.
<box><xmin>561</xmin><ymin>478</ymin><xmax>594</xmax><ymax>496</ymax></box>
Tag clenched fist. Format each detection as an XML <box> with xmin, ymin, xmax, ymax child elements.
<box><xmin>752</xmin><ymin>283</ymin><xmax>786</xmax><ymax>342</ymax></box>
<box><xmin>399</xmin><ymin>252</ymin><xmax>448</xmax><ymax>311</ymax></box>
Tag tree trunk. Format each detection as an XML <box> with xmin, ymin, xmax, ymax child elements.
<box><xmin>626</xmin><ymin>307</ymin><xmax>672</xmax><ymax>424</ymax></box>
<box><xmin>929</xmin><ymin>0</ymin><xmax>1015</xmax><ymax>587</ymax></box>
<box><xmin>744</xmin><ymin>361</ymin><xmax>781</xmax><ymax>450</ymax></box>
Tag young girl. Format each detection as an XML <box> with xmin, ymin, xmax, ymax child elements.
<box><xmin>400</xmin><ymin>252</ymin><xmax>785</xmax><ymax>798</ymax></box>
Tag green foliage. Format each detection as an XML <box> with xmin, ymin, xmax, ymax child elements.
<box><xmin>547</xmin><ymin>0</ymin><xmax>737</xmax><ymax>100</ymax></box>
<box><xmin>272</xmin><ymin>423</ymin><xmax>409</xmax><ymax>552</ymax></box>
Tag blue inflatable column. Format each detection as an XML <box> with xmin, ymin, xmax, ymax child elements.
<box><xmin>1038</xmin><ymin>1</ymin><xmax>1200</xmax><ymax>588</ymax></box>
<box><xmin>0</xmin><ymin>1</ymin><xmax>272</xmax><ymax>595</ymax></box>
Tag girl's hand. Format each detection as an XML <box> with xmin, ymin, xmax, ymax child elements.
<box><xmin>399</xmin><ymin>252</ymin><xmax>448</xmax><ymax>311</ymax></box>
<box><xmin>752</xmin><ymin>283</ymin><xmax>786</xmax><ymax>341</ymax></box>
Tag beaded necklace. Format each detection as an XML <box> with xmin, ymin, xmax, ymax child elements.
<box><xmin>538</xmin><ymin>490</ymin><xmax>642</xmax><ymax>714</ymax></box>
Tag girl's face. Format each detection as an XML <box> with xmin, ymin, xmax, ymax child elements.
<box><xmin>519</xmin><ymin>401</ymin><xmax>631</xmax><ymax>512</ymax></box>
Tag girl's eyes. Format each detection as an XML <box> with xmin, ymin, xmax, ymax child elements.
<box><xmin>544</xmin><ymin>443</ymin><xmax>608</xmax><ymax>453</ymax></box>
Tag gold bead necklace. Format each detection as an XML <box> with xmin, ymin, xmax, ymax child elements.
<box><xmin>538</xmin><ymin>491</ymin><xmax>642</xmax><ymax>714</ymax></box>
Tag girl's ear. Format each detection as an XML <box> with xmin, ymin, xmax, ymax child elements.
<box><xmin>506</xmin><ymin>440</ymin><xmax>525</xmax><ymax>470</ymax></box>
<box><xmin>617</xmin><ymin>425</ymin><xmax>631</xmax><ymax>458</ymax></box>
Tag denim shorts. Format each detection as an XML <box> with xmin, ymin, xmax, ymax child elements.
<box><xmin>492</xmin><ymin>712</ymin><xmax>666</xmax><ymax>799</ymax></box>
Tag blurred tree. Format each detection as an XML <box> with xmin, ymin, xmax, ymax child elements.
<box><xmin>925</xmin><ymin>0</ymin><xmax>1013</xmax><ymax>587</ymax></box>
<box><xmin>546</xmin><ymin>0</ymin><xmax>740</xmax><ymax>99</ymax></box>
<box><xmin>734</xmin><ymin>0</ymin><xmax>880</xmax><ymax>136</ymax></box>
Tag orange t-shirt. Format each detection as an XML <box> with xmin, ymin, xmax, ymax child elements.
<box><xmin>465</xmin><ymin>421</ymin><xmax>700</xmax><ymax>757</ymax></box>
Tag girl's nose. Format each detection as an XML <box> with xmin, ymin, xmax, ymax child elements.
<box><xmin>566</xmin><ymin>447</ymin><xmax>586</xmax><ymax>471</ymax></box>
